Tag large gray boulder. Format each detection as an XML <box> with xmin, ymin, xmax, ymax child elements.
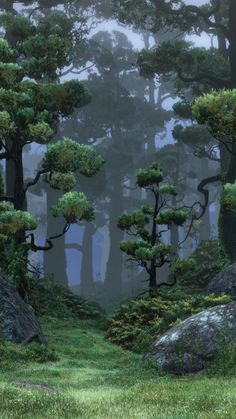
<box><xmin>0</xmin><ymin>271</ymin><xmax>46</xmax><ymax>345</ymax></box>
<box><xmin>145</xmin><ymin>303</ymin><xmax>236</xmax><ymax>375</ymax></box>
<box><xmin>204</xmin><ymin>263</ymin><xmax>236</xmax><ymax>297</ymax></box>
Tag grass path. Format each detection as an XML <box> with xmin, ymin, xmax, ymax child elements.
<box><xmin>0</xmin><ymin>317</ymin><xmax>236</xmax><ymax>418</ymax></box>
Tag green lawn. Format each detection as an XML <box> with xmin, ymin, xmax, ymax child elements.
<box><xmin>0</xmin><ymin>317</ymin><xmax>236</xmax><ymax>418</ymax></box>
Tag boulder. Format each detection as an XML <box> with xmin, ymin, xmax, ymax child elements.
<box><xmin>145</xmin><ymin>302</ymin><xmax>236</xmax><ymax>375</ymax></box>
<box><xmin>0</xmin><ymin>271</ymin><xmax>47</xmax><ymax>345</ymax></box>
<box><xmin>204</xmin><ymin>263</ymin><xmax>236</xmax><ymax>297</ymax></box>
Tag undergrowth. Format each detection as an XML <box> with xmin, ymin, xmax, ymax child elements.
<box><xmin>106</xmin><ymin>288</ymin><xmax>232</xmax><ymax>353</ymax></box>
<box><xmin>28</xmin><ymin>278</ymin><xmax>104</xmax><ymax>321</ymax></box>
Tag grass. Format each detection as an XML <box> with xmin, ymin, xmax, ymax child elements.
<box><xmin>0</xmin><ymin>317</ymin><xmax>236</xmax><ymax>418</ymax></box>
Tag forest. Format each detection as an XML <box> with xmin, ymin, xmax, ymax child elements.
<box><xmin>0</xmin><ymin>0</ymin><xmax>236</xmax><ymax>418</ymax></box>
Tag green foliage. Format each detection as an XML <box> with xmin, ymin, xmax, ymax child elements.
<box><xmin>0</xmin><ymin>63</ymin><xmax>23</xmax><ymax>88</ymax></box>
<box><xmin>0</xmin><ymin>317</ymin><xmax>235</xmax><ymax>418</ymax></box>
<box><xmin>221</xmin><ymin>182</ymin><xmax>236</xmax><ymax>214</ymax></box>
<box><xmin>0</xmin><ymin>238</ymin><xmax>29</xmax><ymax>288</ymax></box>
<box><xmin>0</xmin><ymin>28</ymin><xmax>103</xmax><ymax>281</ymax></box>
<box><xmin>137</xmin><ymin>41</ymin><xmax>229</xmax><ymax>87</ymax></box>
<box><xmin>206</xmin><ymin>343</ymin><xmax>236</xmax><ymax>377</ymax></box>
<box><xmin>44</xmin><ymin>172</ymin><xmax>77</xmax><ymax>192</ymax></box>
<box><xmin>192</xmin><ymin>89</ymin><xmax>236</xmax><ymax>140</ymax></box>
<box><xmin>156</xmin><ymin>209</ymin><xmax>189</xmax><ymax>226</ymax></box>
<box><xmin>0</xmin><ymin>340</ymin><xmax>58</xmax><ymax>370</ymax></box>
<box><xmin>136</xmin><ymin>163</ymin><xmax>163</xmax><ymax>187</ymax></box>
<box><xmin>138</xmin><ymin>40</ymin><xmax>191</xmax><ymax>78</ymax></box>
<box><xmin>172</xmin><ymin>240</ymin><xmax>228</xmax><ymax>290</ymax></box>
<box><xmin>173</xmin><ymin>101</ymin><xmax>192</xmax><ymax>119</ymax></box>
<box><xmin>22</xmin><ymin>33</ymin><xmax>71</xmax><ymax>79</ymax></box>
<box><xmin>43</xmin><ymin>137</ymin><xmax>104</xmax><ymax>175</ymax></box>
<box><xmin>172</xmin><ymin>124</ymin><xmax>213</xmax><ymax>146</ymax></box>
<box><xmin>28</xmin><ymin>279</ymin><xmax>103</xmax><ymax>320</ymax></box>
<box><xmin>52</xmin><ymin>191</ymin><xmax>94</xmax><ymax>223</ymax></box>
<box><xmin>118</xmin><ymin>164</ymin><xmax>189</xmax><ymax>286</ymax></box>
<box><xmin>159</xmin><ymin>184</ymin><xmax>177</xmax><ymax>195</ymax></box>
<box><xmin>28</xmin><ymin>121</ymin><xmax>53</xmax><ymax>144</ymax></box>
<box><xmin>106</xmin><ymin>289</ymin><xmax>232</xmax><ymax>353</ymax></box>
<box><xmin>37</xmin><ymin>80</ymin><xmax>91</xmax><ymax>116</ymax></box>
<box><xmin>0</xmin><ymin>202</ymin><xmax>37</xmax><ymax>236</ymax></box>
<box><xmin>0</xmin><ymin>12</ymin><xmax>84</xmax><ymax>80</ymax></box>
<box><xmin>0</xmin><ymin>13</ymin><xmax>35</xmax><ymax>40</ymax></box>
<box><xmin>0</xmin><ymin>38</ymin><xmax>15</xmax><ymax>63</ymax></box>
<box><xmin>0</xmin><ymin>111</ymin><xmax>12</xmax><ymax>136</ymax></box>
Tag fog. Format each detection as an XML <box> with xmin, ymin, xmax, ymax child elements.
<box><xmin>1</xmin><ymin>0</ymin><xmax>222</xmax><ymax>306</ymax></box>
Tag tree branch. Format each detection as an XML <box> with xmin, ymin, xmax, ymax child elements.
<box><xmin>173</xmin><ymin>2</ymin><xmax>229</xmax><ymax>38</ymax></box>
<box><xmin>27</xmin><ymin>223</ymin><xmax>71</xmax><ymax>252</ymax></box>
<box><xmin>197</xmin><ymin>174</ymin><xmax>221</xmax><ymax>218</ymax></box>
<box><xmin>177</xmin><ymin>68</ymin><xmax>230</xmax><ymax>88</ymax></box>
<box><xmin>24</xmin><ymin>168</ymin><xmax>49</xmax><ymax>193</ymax></box>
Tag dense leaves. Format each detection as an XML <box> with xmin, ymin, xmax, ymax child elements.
<box><xmin>118</xmin><ymin>163</ymin><xmax>189</xmax><ymax>287</ymax></box>
<box><xmin>106</xmin><ymin>288</ymin><xmax>232</xmax><ymax>352</ymax></box>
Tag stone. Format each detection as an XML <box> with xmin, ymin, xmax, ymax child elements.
<box><xmin>145</xmin><ymin>302</ymin><xmax>236</xmax><ymax>375</ymax></box>
<box><xmin>204</xmin><ymin>263</ymin><xmax>236</xmax><ymax>297</ymax></box>
<box><xmin>0</xmin><ymin>270</ymin><xmax>47</xmax><ymax>345</ymax></box>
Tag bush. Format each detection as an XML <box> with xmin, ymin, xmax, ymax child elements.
<box><xmin>106</xmin><ymin>288</ymin><xmax>232</xmax><ymax>353</ymax></box>
<box><xmin>0</xmin><ymin>339</ymin><xmax>58</xmax><ymax>370</ymax></box>
<box><xmin>206</xmin><ymin>342</ymin><xmax>236</xmax><ymax>377</ymax></box>
<box><xmin>172</xmin><ymin>240</ymin><xmax>228</xmax><ymax>291</ymax></box>
<box><xmin>28</xmin><ymin>278</ymin><xmax>104</xmax><ymax>320</ymax></box>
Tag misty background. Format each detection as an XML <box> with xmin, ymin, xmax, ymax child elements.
<box><xmin>2</xmin><ymin>0</ymin><xmax>220</xmax><ymax>305</ymax></box>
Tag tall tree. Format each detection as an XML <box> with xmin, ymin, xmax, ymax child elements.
<box><xmin>115</xmin><ymin>0</ymin><xmax>236</xmax><ymax>261</ymax></box>
<box><xmin>0</xmin><ymin>21</ymin><xmax>103</xmax><ymax>296</ymax></box>
<box><xmin>62</xmin><ymin>30</ymin><xmax>171</xmax><ymax>299</ymax></box>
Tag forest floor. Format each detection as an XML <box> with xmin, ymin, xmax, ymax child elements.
<box><xmin>0</xmin><ymin>318</ymin><xmax>236</xmax><ymax>418</ymax></box>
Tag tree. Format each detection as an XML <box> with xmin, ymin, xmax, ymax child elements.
<box><xmin>0</xmin><ymin>36</ymin><xmax>104</xmax><ymax>296</ymax></box>
<box><xmin>117</xmin><ymin>163</ymin><xmax>188</xmax><ymax>289</ymax></box>
<box><xmin>192</xmin><ymin>89</ymin><xmax>236</xmax><ymax>260</ymax></box>
<box><xmin>61</xmin><ymin>28</ymin><xmax>171</xmax><ymax>300</ymax></box>
<box><xmin>114</xmin><ymin>0</ymin><xmax>236</xmax><ymax>262</ymax></box>
<box><xmin>0</xmin><ymin>7</ymin><xmax>90</xmax><ymax>286</ymax></box>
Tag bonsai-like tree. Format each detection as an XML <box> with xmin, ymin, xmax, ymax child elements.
<box><xmin>117</xmin><ymin>163</ymin><xmax>188</xmax><ymax>289</ymax></box>
<box><xmin>0</xmin><ymin>35</ymin><xmax>104</xmax><ymax>295</ymax></box>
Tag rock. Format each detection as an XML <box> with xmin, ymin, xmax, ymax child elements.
<box><xmin>204</xmin><ymin>263</ymin><xmax>236</xmax><ymax>297</ymax></box>
<box><xmin>145</xmin><ymin>302</ymin><xmax>236</xmax><ymax>375</ymax></box>
<box><xmin>0</xmin><ymin>271</ymin><xmax>47</xmax><ymax>345</ymax></box>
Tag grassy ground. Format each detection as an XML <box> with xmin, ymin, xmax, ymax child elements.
<box><xmin>0</xmin><ymin>317</ymin><xmax>236</xmax><ymax>419</ymax></box>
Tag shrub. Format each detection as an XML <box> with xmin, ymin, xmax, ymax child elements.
<box><xmin>106</xmin><ymin>289</ymin><xmax>232</xmax><ymax>353</ymax></box>
<box><xmin>0</xmin><ymin>339</ymin><xmax>58</xmax><ymax>370</ymax></box>
<box><xmin>172</xmin><ymin>240</ymin><xmax>228</xmax><ymax>291</ymax></box>
<box><xmin>28</xmin><ymin>278</ymin><xmax>104</xmax><ymax>320</ymax></box>
<box><xmin>206</xmin><ymin>342</ymin><xmax>236</xmax><ymax>377</ymax></box>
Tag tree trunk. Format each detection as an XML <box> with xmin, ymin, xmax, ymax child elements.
<box><xmin>80</xmin><ymin>223</ymin><xmax>96</xmax><ymax>298</ymax></box>
<box><xmin>104</xmin><ymin>174</ymin><xmax>124</xmax><ymax>299</ymax></box>
<box><xmin>199</xmin><ymin>159</ymin><xmax>211</xmax><ymax>242</ymax></box>
<box><xmin>149</xmin><ymin>261</ymin><xmax>157</xmax><ymax>289</ymax></box>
